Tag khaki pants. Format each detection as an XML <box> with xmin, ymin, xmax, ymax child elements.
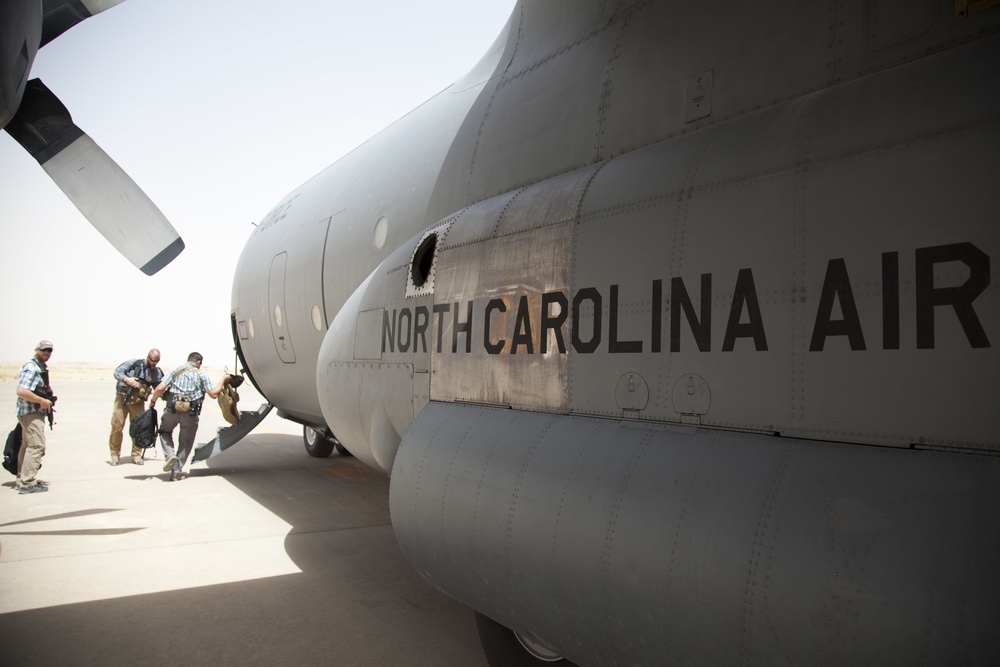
<box><xmin>109</xmin><ymin>393</ymin><xmax>144</xmax><ymax>459</ymax></box>
<box><xmin>17</xmin><ymin>412</ymin><xmax>46</xmax><ymax>488</ymax></box>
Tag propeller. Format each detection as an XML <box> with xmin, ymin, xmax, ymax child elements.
<box><xmin>1</xmin><ymin>0</ymin><xmax>184</xmax><ymax>275</ymax></box>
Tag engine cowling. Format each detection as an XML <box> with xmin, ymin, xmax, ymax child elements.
<box><xmin>317</xmin><ymin>229</ymin><xmax>437</xmax><ymax>473</ymax></box>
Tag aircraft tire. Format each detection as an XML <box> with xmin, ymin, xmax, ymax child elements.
<box><xmin>474</xmin><ymin>611</ymin><xmax>576</xmax><ymax>666</ymax></box>
<box><xmin>303</xmin><ymin>426</ymin><xmax>334</xmax><ymax>458</ymax></box>
<box><xmin>335</xmin><ymin>442</ymin><xmax>353</xmax><ymax>457</ymax></box>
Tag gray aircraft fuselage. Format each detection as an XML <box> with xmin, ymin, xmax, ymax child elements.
<box><xmin>231</xmin><ymin>1</ymin><xmax>1000</xmax><ymax>664</ymax></box>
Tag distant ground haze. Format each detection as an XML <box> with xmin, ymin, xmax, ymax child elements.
<box><xmin>0</xmin><ymin>363</ymin><xmax>231</xmax><ymax>383</ymax></box>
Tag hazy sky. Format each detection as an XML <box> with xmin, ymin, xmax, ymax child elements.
<box><xmin>0</xmin><ymin>0</ymin><xmax>514</xmax><ymax>367</ymax></box>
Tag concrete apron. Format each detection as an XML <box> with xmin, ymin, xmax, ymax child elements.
<box><xmin>0</xmin><ymin>380</ymin><xmax>486</xmax><ymax>666</ymax></box>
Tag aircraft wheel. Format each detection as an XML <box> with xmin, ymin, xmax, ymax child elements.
<box><xmin>474</xmin><ymin>611</ymin><xmax>575</xmax><ymax>666</ymax></box>
<box><xmin>303</xmin><ymin>426</ymin><xmax>334</xmax><ymax>458</ymax></box>
<box><xmin>335</xmin><ymin>442</ymin><xmax>353</xmax><ymax>457</ymax></box>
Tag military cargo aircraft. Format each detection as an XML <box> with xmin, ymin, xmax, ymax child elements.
<box><xmin>226</xmin><ymin>1</ymin><xmax>999</xmax><ymax>664</ymax></box>
<box><xmin>1</xmin><ymin>0</ymin><xmax>182</xmax><ymax>274</ymax></box>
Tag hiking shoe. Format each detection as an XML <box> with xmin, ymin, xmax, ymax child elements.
<box><xmin>168</xmin><ymin>471</ymin><xmax>183</xmax><ymax>482</ymax></box>
<box><xmin>131</xmin><ymin>457</ymin><xmax>144</xmax><ymax>466</ymax></box>
<box><xmin>163</xmin><ymin>456</ymin><xmax>178</xmax><ymax>472</ymax></box>
<box><xmin>110</xmin><ymin>457</ymin><xmax>119</xmax><ymax>466</ymax></box>
<box><xmin>18</xmin><ymin>484</ymin><xmax>48</xmax><ymax>494</ymax></box>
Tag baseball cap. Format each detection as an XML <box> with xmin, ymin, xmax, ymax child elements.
<box><xmin>36</xmin><ymin>340</ymin><xmax>54</xmax><ymax>351</ymax></box>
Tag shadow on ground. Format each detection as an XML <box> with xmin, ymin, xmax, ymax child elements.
<box><xmin>2</xmin><ymin>434</ymin><xmax>486</xmax><ymax>666</ymax></box>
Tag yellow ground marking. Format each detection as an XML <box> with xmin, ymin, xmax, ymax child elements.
<box><xmin>325</xmin><ymin>459</ymin><xmax>379</xmax><ymax>482</ymax></box>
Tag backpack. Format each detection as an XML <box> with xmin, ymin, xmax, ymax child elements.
<box><xmin>129</xmin><ymin>408</ymin><xmax>159</xmax><ymax>449</ymax></box>
<box><xmin>3</xmin><ymin>423</ymin><xmax>23</xmax><ymax>475</ymax></box>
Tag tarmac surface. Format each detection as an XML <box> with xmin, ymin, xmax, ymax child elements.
<box><xmin>0</xmin><ymin>379</ymin><xmax>489</xmax><ymax>666</ymax></box>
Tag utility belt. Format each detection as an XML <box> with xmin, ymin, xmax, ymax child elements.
<box><xmin>166</xmin><ymin>394</ymin><xmax>202</xmax><ymax>415</ymax></box>
<box><xmin>121</xmin><ymin>384</ymin><xmax>151</xmax><ymax>403</ymax></box>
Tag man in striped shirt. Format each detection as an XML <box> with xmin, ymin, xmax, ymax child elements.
<box><xmin>15</xmin><ymin>340</ymin><xmax>55</xmax><ymax>494</ymax></box>
<box><xmin>149</xmin><ymin>352</ymin><xmax>229</xmax><ymax>482</ymax></box>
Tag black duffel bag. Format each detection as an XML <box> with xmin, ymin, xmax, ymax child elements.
<box><xmin>129</xmin><ymin>408</ymin><xmax>159</xmax><ymax>449</ymax></box>
<box><xmin>3</xmin><ymin>423</ymin><xmax>22</xmax><ymax>475</ymax></box>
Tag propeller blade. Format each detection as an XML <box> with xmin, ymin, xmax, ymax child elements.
<box><xmin>5</xmin><ymin>79</ymin><xmax>184</xmax><ymax>275</ymax></box>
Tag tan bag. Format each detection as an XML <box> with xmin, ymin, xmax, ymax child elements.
<box><xmin>218</xmin><ymin>383</ymin><xmax>240</xmax><ymax>426</ymax></box>
<box><xmin>166</xmin><ymin>362</ymin><xmax>198</xmax><ymax>414</ymax></box>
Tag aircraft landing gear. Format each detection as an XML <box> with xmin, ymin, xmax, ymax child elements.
<box><xmin>475</xmin><ymin>611</ymin><xmax>576</xmax><ymax>666</ymax></box>
<box><xmin>303</xmin><ymin>426</ymin><xmax>352</xmax><ymax>457</ymax></box>
<box><xmin>303</xmin><ymin>426</ymin><xmax>334</xmax><ymax>457</ymax></box>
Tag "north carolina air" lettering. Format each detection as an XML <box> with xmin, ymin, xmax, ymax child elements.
<box><xmin>381</xmin><ymin>242</ymin><xmax>991</xmax><ymax>356</ymax></box>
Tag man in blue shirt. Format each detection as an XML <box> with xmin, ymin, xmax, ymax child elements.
<box><xmin>149</xmin><ymin>352</ymin><xmax>229</xmax><ymax>481</ymax></box>
<box><xmin>15</xmin><ymin>340</ymin><xmax>55</xmax><ymax>494</ymax></box>
<box><xmin>108</xmin><ymin>349</ymin><xmax>164</xmax><ymax>466</ymax></box>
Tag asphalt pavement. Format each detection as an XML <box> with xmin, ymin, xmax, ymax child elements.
<box><xmin>0</xmin><ymin>379</ymin><xmax>488</xmax><ymax>666</ymax></box>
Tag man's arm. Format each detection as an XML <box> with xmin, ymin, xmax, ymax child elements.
<box><xmin>114</xmin><ymin>359</ymin><xmax>142</xmax><ymax>389</ymax></box>
<box><xmin>149</xmin><ymin>367</ymin><xmax>178</xmax><ymax>407</ymax></box>
<box><xmin>205</xmin><ymin>374</ymin><xmax>231</xmax><ymax>400</ymax></box>
<box><xmin>149</xmin><ymin>381</ymin><xmax>168</xmax><ymax>406</ymax></box>
<box><xmin>16</xmin><ymin>385</ymin><xmax>52</xmax><ymax>411</ymax></box>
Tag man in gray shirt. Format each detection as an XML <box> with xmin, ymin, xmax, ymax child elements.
<box><xmin>109</xmin><ymin>349</ymin><xmax>163</xmax><ymax>466</ymax></box>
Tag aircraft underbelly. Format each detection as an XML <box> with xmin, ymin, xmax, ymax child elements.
<box><xmin>391</xmin><ymin>401</ymin><xmax>1000</xmax><ymax>666</ymax></box>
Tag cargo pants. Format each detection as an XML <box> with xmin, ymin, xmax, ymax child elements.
<box><xmin>109</xmin><ymin>393</ymin><xmax>145</xmax><ymax>460</ymax></box>
<box><xmin>16</xmin><ymin>412</ymin><xmax>46</xmax><ymax>488</ymax></box>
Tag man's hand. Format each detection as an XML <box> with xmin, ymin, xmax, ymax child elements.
<box><xmin>126</xmin><ymin>377</ymin><xmax>141</xmax><ymax>388</ymax></box>
<box><xmin>150</xmin><ymin>381</ymin><xmax>167</xmax><ymax>405</ymax></box>
<box><xmin>17</xmin><ymin>386</ymin><xmax>52</xmax><ymax>411</ymax></box>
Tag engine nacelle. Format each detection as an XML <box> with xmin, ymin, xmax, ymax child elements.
<box><xmin>317</xmin><ymin>234</ymin><xmax>435</xmax><ymax>474</ymax></box>
<box><xmin>391</xmin><ymin>402</ymin><xmax>1000</xmax><ymax>666</ymax></box>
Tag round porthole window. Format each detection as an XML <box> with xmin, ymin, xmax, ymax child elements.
<box><xmin>373</xmin><ymin>216</ymin><xmax>388</xmax><ymax>250</ymax></box>
<box><xmin>311</xmin><ymin>304</ymin><xmax>323</xmax><ymax>331</ymax></box>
